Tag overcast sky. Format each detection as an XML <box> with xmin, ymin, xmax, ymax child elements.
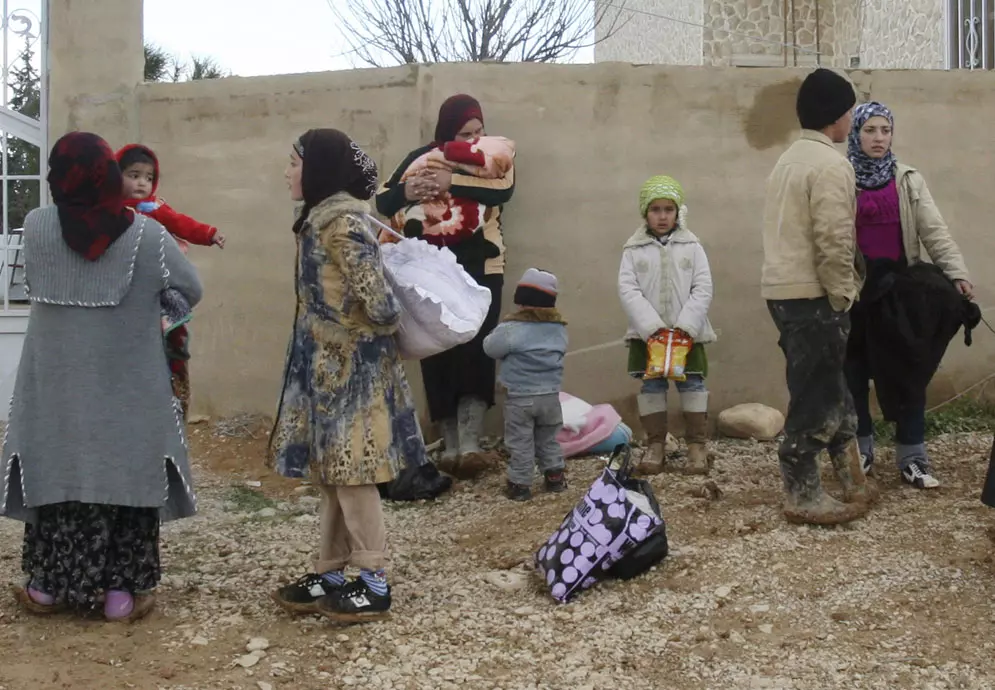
<box><xmin>142</xmin><ymin>0</ymin><xmax>594</xmax><ymax>77</ymax></box>
<box><xmin>143</xmin><ymin>0</ymin><xmax>356</xmax><ymax>76</ymax></box>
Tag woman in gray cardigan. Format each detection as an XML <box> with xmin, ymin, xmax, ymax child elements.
<box><xmin>1</xmin><ymin>132</ymin><xmax>202</xmax><ymax>621</ymax></box>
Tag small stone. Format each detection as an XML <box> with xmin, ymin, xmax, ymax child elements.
<box><xmin>235</xmin><ymin>654</ymin><xmax>261</xmax><ymax>668</ymax></box>
<box><xmin>257</xmin><ymin>508</ymin><xmax>277</xmax><ymax>518</ymax></box>
<box><xmin>190</xmin><ymin>636</ymin><xmax>209</xmax><ymax>646</ymax></box>
<box><xmin>245</xmin><ymin>480</ymin><xmax>262</xmax><ymax>488</ymax></box>
<box><xmin>336</xmin><ymin>634</ymin><xmax>350</xmax><ymax>642</ymax></box>
<box><xmin>759</xmin><ymin>624</ymin><xmax>774</xmax><ymax>634</ymax></box>
<box><xmin>246</xmin><ymin>638</ymin><xmax>270</xmax><ymax>653</ymax></box>
<box><xmin>715</xmin><ymin>585</ymin><xmax>732</xmax><ymax>599</ymax></box>
<box><xmin>730</xmin><ymin>631</ymin><xmax>746</xmax><ymax>644</ymax></box>
<box><xmin>750</xmin><ymin>604</ymin><xmax>770</xmax><ymax>613</ymax></box>
<box><xmin>187</xmin><ymin>414</ymin><xmax>210</xmax><ymax>424</ymax></box>
<box><xmin>257</xmin><ymin>683</ymin><xmax>274</xmax><ymax>690</ymax></box>
<box><xmin>483</xmin><ymin>570</ymin><xmax>529</xmax><ymax>592</ymax></box>
<box><xmin>297</xmin><ymin>496</ymin><xmax>321</xmax><ymax>508</ymax></box>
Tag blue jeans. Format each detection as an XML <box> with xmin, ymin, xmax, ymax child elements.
<box><xmin>640</xmin><ymin>374</ymin><xmax>707</xmax><ymax>395</ymax></box>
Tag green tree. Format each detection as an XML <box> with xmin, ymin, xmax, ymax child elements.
<box><xmin>144</xmin><ymin>43</ymin><xmax>231</xmax><ymax>82</ymax></box>
<box><xmin>6</xmin><ymin>41</ymin><xmax>40</xmax><ymax>231</ymax></box>
<box><xmin>144</xmin><ymin>43</ymin><xmax>174</xmax><ymax>82</ymax></box>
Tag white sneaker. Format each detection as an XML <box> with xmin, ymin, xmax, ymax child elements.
<box><xmin>902</xmin><ymin>461</ymin><xmax>940</xmax><ymax>489</ymax></box>
<box><xmin>860</xmin><ymin>453</ymin><xmax>874</xmax><ymax>476</ymax></box>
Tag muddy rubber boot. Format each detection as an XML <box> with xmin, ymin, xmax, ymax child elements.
<box><xmin>437</xmin><ymin>418</ymin><xmax>460</xmax><ymax>475</ymax></box>
<box><xmin>455</xmin><ymin>397</ymin><xmax>492</xmax><ymax>480</ymax></box>
<box><xmin>829</xmin><ymin>439</ymin><xmax>880</xmax><ymax>506</ymax></box>
<box><xmin>781</xmin><ymin>454</ymin><xmax>869</xmax><ymax>526</ymax></box>
<box><xmin>683</xmin><ymin>411</ymin><xmax>711</xmax><ymax>476</ymax></box>
<box><xmin>635</xmin><ymin>392</ymin><xmax>668</xmax><ymax>475</ymax></box>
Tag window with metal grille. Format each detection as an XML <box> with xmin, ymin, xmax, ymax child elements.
<box><xmin>950</xmin><ymin>0</ymin><xmax>995</xmax><ymax>68</ymax></box>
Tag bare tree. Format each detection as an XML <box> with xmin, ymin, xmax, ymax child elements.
<box><xmin>325</xmin><ymin>0</ymin><xmax>629</xmax><ymax>66</ymax></box>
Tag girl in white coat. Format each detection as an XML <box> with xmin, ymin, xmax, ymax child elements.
<box><xmin>618</xmin><ymin>175</ymin><xmax>717</xmax><ymax>475</ymax></box>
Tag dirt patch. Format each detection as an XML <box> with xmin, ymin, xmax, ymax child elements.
<box><xmin>1</xmin><ymin>430</ymin><xmax>994</xmax><ymax>688</ymax></box>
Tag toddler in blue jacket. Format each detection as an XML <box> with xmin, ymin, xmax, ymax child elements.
<box><xmin>484</xmin><ymin>269</ymin><xmax>569</xmax><ymax>501</ymax></box>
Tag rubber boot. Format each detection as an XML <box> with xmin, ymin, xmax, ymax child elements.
<box><xmin>635</xmin><ymin>393</ymin><xmax>668</xmax><ymax>475</ymax></box>
<box><xmin>437</xmin><ymin>418</ymin><xmax>459</xmax><ymax>475</ymax></box>
<box><xmin>455</xmin><ymin>396</ymin><xmax>491</xmax><ymax>480</ymax></box>
<box><xmin>781</xmin><ymin>454</ymin><xmax>869</xmax><ymax>526</ymax></box>
<box><xmin>683</xmin><ymin>411</ymin><xmax>711</xmax><ymax>476</ymax></box>
<box><xmin>829</xmin><ymin>439</ymin><xmax>879</xmax><ymax>506</ymax></box>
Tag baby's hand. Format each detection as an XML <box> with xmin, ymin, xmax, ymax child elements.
<box><xmin>213</xmin><ymin>232</ymin><xmax>226</xmax><ymax>249</ymax></box>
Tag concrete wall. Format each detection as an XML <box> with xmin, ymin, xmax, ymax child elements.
<box><xmin>594</xmin><ymin>0</ymin><xmax>704</xmax><ymax>66</ymax></box>
<box><xmin>596</xmin><ymin>0</ymin><xmax>947</xmax><ymax>70</ymax></box>
<box><xmin>47</xmin><ymin>2</ymin><xmax>995</xmax><ymax>430</ymax></box>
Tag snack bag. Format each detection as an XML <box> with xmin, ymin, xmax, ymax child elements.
<box><xmin>644</xmin><ymin>328</ymin><xmax>693</xmax><ymax>381</ymax></box>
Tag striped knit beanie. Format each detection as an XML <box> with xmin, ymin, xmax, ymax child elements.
<box><xmin>514</xmin><ymin>268</ymin><xmax>558</xmax><ymax>308</ymax></box>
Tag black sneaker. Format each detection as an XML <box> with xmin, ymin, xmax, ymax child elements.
<box><xmin>318</xmin><ymin>578</ymin><xmax>391</xmax><ymax>623</ymax></box>
<box><xmin>272</xmin><ymin>573</ymin><xmax>344</xmax><ymax>614</ymax></box>
<box><xmin>505</xmin><ymin>481</ymin><xmax>532</xmax><ymax>501</ymax></box>
<box><xmin>902</xmin><ymin>461</ymin><xmax>940</xmax><ymax>490</ymax></box>
<box><xmin>543</xmin><ymin>470</ymin><xmax>568</xmax><ymax>493</ymax></box>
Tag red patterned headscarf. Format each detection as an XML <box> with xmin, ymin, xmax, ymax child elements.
<box><xmin>47</xmin><ymin>132</ymin><xmax>132</xmax><ymax>261</ymax></box>
<box><xmin>433</xmin><ymin>94</ymin><xmax>484</xmax><ymax>145</ymax></box>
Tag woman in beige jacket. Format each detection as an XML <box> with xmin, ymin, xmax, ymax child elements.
<box><xmin>845</xmin><ymin>101</ymin><xmax>972</xmax><ymax>490</ymax></box>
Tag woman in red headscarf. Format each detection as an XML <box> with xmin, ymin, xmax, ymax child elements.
<box><xmin>376</xmin><ymin>95</ymin><xmax>515</xmax><ymax>480</ymax></box>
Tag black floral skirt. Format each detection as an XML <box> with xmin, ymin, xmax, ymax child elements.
<box><xmin>21</xmin><ymin>502</ymin><xmax>161</xmax><ymax>611</ymax></box>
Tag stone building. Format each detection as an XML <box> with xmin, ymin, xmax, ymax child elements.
<box><xmin>595</xmin><ymin>0</ymin><xmax>994</xmax><ymax>70</ymax></box>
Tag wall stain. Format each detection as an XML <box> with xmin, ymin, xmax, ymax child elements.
<box><xmin>593</xmin><ymin>78</ymin><xmax>621</xmax><ymax>124</ymax></box>
<box><xmin>742</xmin><ymin>78</ymin><xmax>802</xmax><ymax>151</ymax></box>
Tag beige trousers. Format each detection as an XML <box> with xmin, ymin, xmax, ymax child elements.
<box><xmin>314</xmin><ymin>484</ymin><xmax>388</xmax><ymax>572</ymax></box>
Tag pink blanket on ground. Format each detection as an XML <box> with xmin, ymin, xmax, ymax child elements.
<box><xmin>557</xmin><ymin>392</ymin><xmax>623</xmax><ymax>458</ymax></box>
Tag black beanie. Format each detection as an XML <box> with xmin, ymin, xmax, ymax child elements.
<box><xmin>796</xmin><ymin>68</ymin><xmax>856</xmax><ymax>131</ymax></box>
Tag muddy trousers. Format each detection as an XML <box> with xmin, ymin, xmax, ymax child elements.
<box><xmin>314</xmin><ymin>485</ymin><xmax>388</xmax><ymax>573</ymax></box>
<box><xmin>767</xmin><ymin>298</ymin><xmax>857</xmax><ymax>488</ymax></box>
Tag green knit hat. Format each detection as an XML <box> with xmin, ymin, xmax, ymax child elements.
<box><xmin>639</xmin><ymin>175</ymin><xmax>685</xmax><ymax>217</ymax></box>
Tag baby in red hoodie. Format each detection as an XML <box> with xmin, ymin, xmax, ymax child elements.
<box><xmin>116</xmin><ymin>144</ymin><xmax>226</xmax><ymax>250</ymax></box>
<box><xmin>116</xmin><ymin>144</ymin><xmax>223</xmax><ymax>419</ymax></box>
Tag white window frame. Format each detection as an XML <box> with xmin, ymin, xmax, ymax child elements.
<box><xmin>0</xmin><ymin>0</ymin><xmax>47</xmax><ymax>321</ymax></box>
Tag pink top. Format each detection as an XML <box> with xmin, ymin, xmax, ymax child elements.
<box><xmin>855</xmin><ymin>178</ymin><xmax>903</xmax><ymax>261</ymax></box>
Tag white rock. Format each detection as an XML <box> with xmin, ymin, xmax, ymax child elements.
<box><xmin>257</xmin><ymin>508</ymin><xmax>277</xmax><ymax>518</ymax></box>
<box><xmin>297</xmin><ymin>496</ymin><xmax>321</xmax><ymax>508</ymax></box>
<box><xmin>483</xmin><ymin>570</ymin><xmax>530</xmax><ymax>592</ymax></box>
<box><xmin>750</xmin><ymin>604</ymin><xmax>770</xmax><ymax>613</ymax></box>
<box><xmin>245</xmin><ymin>480</ymin><xmax>262</xmax><ymax>488</ymax></box>
<box><xmin>257</xmin><ymin>683</ymin><xmax>274</xmax><ymax>690</ymax></box>
<box><xmin>717</xmin><ymin>403</ymin><xmax>785</xmax><ymax>441</ymax></box>
<box><xmin>758</xmin><ymin>624</ymin><xmax>774</xmax><ymax>634</ymax></box>
<box><xmin>190</xmin><ymin>636</ymin><xmax>209</xmax><ymax>646</ymax></box>
<box><xmin>246</xmin><ymin>637</ymin><xmax>270</xmax><ymax>653</ymax></box>
<box><xmin>715</xmin><ymin>585</ymin><xmax>732</xmax><ymax>599</ymax></box>
<box><xmin>235</xmin><ymin>654</ymin><xmax>261</xmax><ymax>668</ymax></box>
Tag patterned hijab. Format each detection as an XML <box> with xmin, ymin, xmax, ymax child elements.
<box><xmin>292</xmin><ymin>129</ymin><xmax>378</xmax><ymax>234</ymax></box>
<box><xmin>47</xmin><ymin>132</ymin><xmax>132</xmax><ymax>261</ymax></box>
<box><xmin>433</xmin><ymin>94</ymin><xmax>484</xmax><ymax>145</ymax></box>
<box><xmin>848</xmin><ymin>101</ymin><xmax>897</xmax><ymax>190</ymax></box>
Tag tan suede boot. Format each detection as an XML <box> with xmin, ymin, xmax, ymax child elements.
<box><xmin>683</xmin><ymin>412</ymin><xmax>710</xmax><ymax>476</ymax></box>
<box><xmin>635</xmin><ymin>412</ymin><xmax>669</xmax><ymax>475</ymax></box>
<box><xmin>829</xmin><ymin>439</ymin><xmax>880</xmax><ymax>506</ymax></box>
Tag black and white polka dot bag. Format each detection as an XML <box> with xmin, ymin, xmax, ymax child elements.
<box><xmin>535</xmin><ymin>445</ymin><xmax>667</xmax><ymax>603</ymax></box>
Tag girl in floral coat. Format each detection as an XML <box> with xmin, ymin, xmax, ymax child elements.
<box><xmin>270</xmin><ymin>129</ymin><xmax>427</xmax><ymax>623</ymax></box>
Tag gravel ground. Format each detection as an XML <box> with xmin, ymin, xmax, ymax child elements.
<box><xmin>1</xmin><ymin>421</ymin><xmax>994</xmax><ymax>689</ymax></box>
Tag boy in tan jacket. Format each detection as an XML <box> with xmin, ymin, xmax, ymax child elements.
<box><xmin>761</xmin><ymin>68</ymin><xmax>877</xmax><ymax>526</ymax></box>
